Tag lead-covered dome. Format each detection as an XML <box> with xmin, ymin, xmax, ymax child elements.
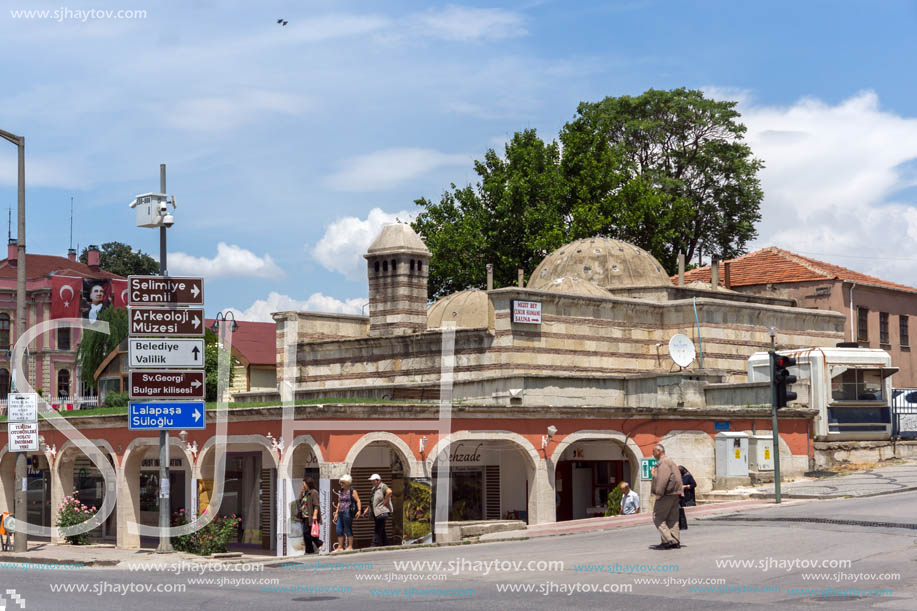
<box><xmin>528</xmin><ymin>237</ymin><xmax>670</xmax><ymax>290</ymax></box>
<box><xmin>427</xmin><ymin>290</ymin><xmax>494</xmax><ymax>330</ymax></box>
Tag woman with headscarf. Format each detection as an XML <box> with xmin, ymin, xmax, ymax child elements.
<box><xmin>678</xmin><ymin>465</ymin><xmax>697</xmax><ymax>531</ymax></box>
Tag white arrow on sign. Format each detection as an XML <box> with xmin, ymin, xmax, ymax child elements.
<box><xmin>193</xmin><ymin>408</ymin><xmax>202</xmax><ymax>422</ymax></box>
<box><xmin>191</xmin><ymin>379</ymin><xmax>202</xmax><ymax>388</ymax></box>
<box><xmin>191</xmin><ymin>284</ymin><xmax>201</xmax><ymax>298</ymax></box>
<box><xmin>192</xmin><ymin>315</ymin><xmax>200</xmax><ymax>329</ymax></box>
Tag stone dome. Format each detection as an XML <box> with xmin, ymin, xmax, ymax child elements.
<box><xmin>427</xmin><ymin>290</ymin><xmax>494</xmax><ymax>330</ymax></box>
<box><xmin>365</xmin><ymin>223</ymin><xmax>430</xmax><ymax>257</ymax></box>
<box><xmin>537</xmin><ymin>276</ymin><xmax>613</xmax><ymax>298</ymax></box>
<box><xmin>529</xmin><ymin>237</ymin><xmax>670</xmax><ymax>290</ymax></box>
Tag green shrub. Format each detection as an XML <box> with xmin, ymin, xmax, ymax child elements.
<box><xmin>171</xmin><ymin>509</ymin><xmax>241</xmax><ymax>555</ymax></box>
<box><xmin>103</xmin><ymin>391</ymin><xmax>129</xmax><ymax>407</ymax></box>
<box><xmin>56</xmin><ymin>491</ymin><xmax>97</xmax><ymax>545</ymax></box>
<box><xmin>604</xmin><ymin>486</ymin><xmax>624</xmax><ymax>517</ymax></box>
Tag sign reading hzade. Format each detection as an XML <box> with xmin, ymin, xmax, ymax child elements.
<box><xmin>130</xmin><ymin>370</ymin><xmax>205</xmax><ymax>400</ymax></box>
<box><xmin>129</xmin><ymin>307</ymin><xmax>204</xmax><ymax>336</ymax></box>
<box><xmin>128</xmin><ymin>275</ymin><xmax>204</xmax><ymax>306</ymax></box>
<box><xmin>129</xmin><ymin>338</ymin><xmax>205</xmax><ymax>368</ymax></box>
<box><xmin>511</xmin><ymin>299</ymin><xmax>542</xmax><ymax>324</ymax></box>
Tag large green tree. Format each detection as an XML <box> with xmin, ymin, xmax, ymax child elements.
<box><xmin>413</xmin><ymin>88</ymin><xmax>763</xmax><ymax>298</ymax></box>
<box><xmin>79</xmin><ymin>241</ymin><xmax>159</xmax><ymax>276</ymax></box>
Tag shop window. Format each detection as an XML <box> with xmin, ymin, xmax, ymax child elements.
<box><xmin>0</xmin><ymin>313</ymin><xmax>9</xmax><ymax>349</ymax></box>
<box><xmin>901</xmin><ymin>316</ymin><xmax>910</xmax><ymax>348</ymax></box>
<box><xmin>857</xmin><ymin>307</ymin><xmax>869</xmax><ymax>343</ymax></box>
<box><xmin>879</xmin><ymin>312</ymin><xmax>889</xmax><ymax>345</ymax></box>
<box><xmin>0</xmin><ymin>368</ymin><xmax>8</xmax><ymax>399</ymax></box>
<box><xmin>57</xmin><ymin>369</ymin><xmax>71</xmax><ymax>397</ymax></box>
<box><xmin>57</xmin><ymin>328</ymin><xmax>71</xmax><ymax>351</ymax></box>
<box><xmin>831</xmin><ymin>369</ymin><xmax>884</xmax><ymax>402</ymax></box>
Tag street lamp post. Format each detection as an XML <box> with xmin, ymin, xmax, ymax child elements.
<box><xmin>0</xmin><ymin>128</ymin><xmax>27</xmax><ymax>552</ymax></box>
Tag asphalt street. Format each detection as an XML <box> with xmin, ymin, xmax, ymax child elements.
<box><xmin>2</xmin><ymin>492</ymin><xmax>915</xmax><ymax>611</ymax></box>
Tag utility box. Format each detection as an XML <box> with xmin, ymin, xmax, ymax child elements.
<box><xmin>715</xmin><ymin>432</ymin><xmax>749</xmax><ymax>478</ymax></box>
<box><xmin>748</xmin><ymin>434</ymin><xmax>775</xmax><ymax>471</ymax></box>
<box><xmin>130</xmin><ymin>192</ymin><xmax>169</xmax><ymax>228</ymax></box>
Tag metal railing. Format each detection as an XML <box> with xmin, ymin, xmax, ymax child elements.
<box><xmin>892</xmin><ymin>388</ymin><xmax>917</xmax><ymax>439</ymax></box>
<box><xmin>0</xmin><ymin>395</ymin><xmax>99</xmax><ymax>415</ymax></box>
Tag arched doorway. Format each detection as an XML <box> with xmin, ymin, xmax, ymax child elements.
<box><xmin>346</xmin><ymin>439</ymin><xmax>414</xmax><ymax>548</ymax></box>
<box><xmin>55</xmin><ymin>443</ymin><xmax>119</xmax><ymax>543</ymax></box>
<box><xmin>428</xmin><ymin>434</ymin><xmax>539</xmax><ymax>539</ymax></box>
<box><xmin>550</xmin><ymin>432</ymin><xmax>642</xmax><ymax>522</ymax></box>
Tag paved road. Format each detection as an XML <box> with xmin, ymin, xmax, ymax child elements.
<box><xmin>2</xmin><ymin>492</ymin><xmax>915</xmax><ymax>610</ymax></box>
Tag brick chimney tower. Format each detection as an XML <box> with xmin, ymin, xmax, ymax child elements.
<box><xmin>87</xmin><ymin>245</ymin><xmax>100</xmax><ymax>270</ymax></box>
<box><xmin>364</xmin><ymin>223</ymin><xmax>430</xmax><ymax>336</ymax></box>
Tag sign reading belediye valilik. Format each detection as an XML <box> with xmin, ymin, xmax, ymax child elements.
<box><xmin>128</xmin><ymin>275</ymin><xmax>205</xmax><ymax>431</ymax></box>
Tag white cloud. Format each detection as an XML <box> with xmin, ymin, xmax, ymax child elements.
<box><xmin>325</xmin><ymin>148</ymin><xmax>471</xmax><ymax>191</ymax></box>
<box><xmin>313</xmin><ymin>208</ymin><xmax>416</xmax><ymax>280</ymax></box>
<box><xmin>228</xmin><ymin>291</ymin><xmax>366</xmax><ymax>322</ymax></box>
<box><xmin>169</xmin><ymin>242</ymin><xmax>284</xmax><ymax>279</ymax></box>
<box><xmin>409</xmin><ymin>5</ymin><xmax>527</xmax><ymax>42</ymax></box>
<box><xmin>707</xmin><ymin>90</ymin><xmax>917</xmax><ymax>287</ymax></box>
<box><xmin>159</xmin><ymin>90</ymin><xmax>312</xmax><ymax>132</ymax></box>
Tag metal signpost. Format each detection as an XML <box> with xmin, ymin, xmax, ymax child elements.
<box><xmin>128</xmin><ymin>164</ymin><xmax>201</xmax><ymax>554</ymax></box>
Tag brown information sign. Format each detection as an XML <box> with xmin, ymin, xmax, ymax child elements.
<box><xmin>130</xmin><ymin>370</ymin><xmax>206</xmax><ymax>400</ymax></box>
<box><xmin>129</xmin><ymin>307</ymin><xmax>204</xmax><ymax>336</ymax></box>
<box><xmin>128</xmin><ymin>275</ymin><xmax>204</xmax><ymax>306</ymax></box>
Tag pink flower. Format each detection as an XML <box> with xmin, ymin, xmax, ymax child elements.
<box><xmin>91</xmin><ymin>506</ymin><xmax>97</xmax><ymax>512</ymax></box>
<box><xmin>201</xmin><ymin>508</ymin><xmax>208</xmax><ymax>514</ymax></box>
<box><xmin>179</xmin><ymin>508</ymin><xmax>185</xmax><ymax>513</ymax></box>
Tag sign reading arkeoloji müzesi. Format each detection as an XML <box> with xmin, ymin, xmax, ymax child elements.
<box><xmin>511</xmin><ymin>299</ymin><xmax>542</xmax><ymax>324</ymax></box>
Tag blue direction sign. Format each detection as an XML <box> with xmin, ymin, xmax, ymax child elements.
<box><xmin>129</xmin><ymin>401</ymin><xmax>206</xmax><ymax>430</ymax></box>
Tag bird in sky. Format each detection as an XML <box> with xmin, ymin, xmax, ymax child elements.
<box><xmin>277</xmin><ymin>18</ymin><xmax>288</xmax><ymax>26</ymax></box>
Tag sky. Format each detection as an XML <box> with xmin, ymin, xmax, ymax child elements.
<box><xmin>1</xmin><ymin>0</ymin><xmax>917</xmax><ymax>320</ymax></box>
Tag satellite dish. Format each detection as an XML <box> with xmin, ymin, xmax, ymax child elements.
<box><xmin>668</xmin><ymin>334</ymin><xmax>696</xmax><ymax>368</ymax></box>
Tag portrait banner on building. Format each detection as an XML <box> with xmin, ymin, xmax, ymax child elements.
<box><xmin>51</xmin><ymin>276</ymin><xmax>127</xmax><ymax>320</ymax></box>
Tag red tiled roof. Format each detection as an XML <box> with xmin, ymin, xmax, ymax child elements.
<box><xmin>206</xmin><ymin>318</ymin><xmax>276</xmax><ymax>365</ymax></box>
<box><xmin>677</xmin><ymin>247</ymin><xmax>917</xmax><ymax>293</ymax></box>
<box><xmin>0</xmin><ymin>254</ymin><xmax>122</xmax><ymax>280</ymax></box>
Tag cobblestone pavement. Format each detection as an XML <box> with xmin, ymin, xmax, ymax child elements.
<box><xmin>748</xmin><ymin>463</ymin><xmax>917</xmax><ymax>499</ymax></box>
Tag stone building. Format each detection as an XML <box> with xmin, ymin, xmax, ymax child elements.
<box><xmin>7</xmin><ymin>225</ymin><xmax>891</xmax><ymax>556</ymax></box>
<box><xmin>682</xmin><ymin>247</ymin><xmax>917</xmax><ymax>387</ymax></box>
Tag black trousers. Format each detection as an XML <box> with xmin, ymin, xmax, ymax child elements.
<box><xmin>302</xmin><ymin>519</ymin><xmax>322</xmax><ymax>553</ymax></box>
<box><xmin>373</xmin><ymin>514</ymin><xmax>389</xmax><ymax>547</ymax></box>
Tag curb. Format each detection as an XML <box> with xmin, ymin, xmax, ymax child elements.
<box><xmin>0</xmin><ymin>555</ymin><xmax>119</xmax><ymax>567</ymax></box>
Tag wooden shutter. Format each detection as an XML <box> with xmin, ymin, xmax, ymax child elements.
<box><xmin>484</xmin><ymin>465</ymin><xmax>501</xmax><ymax>520</ymax></box>
<box><xmin>260</xmin><ymin>469</ymin><xmax>272</xmax><ymax>549</ymax></box>
<box><xmin>350</xmin><ymin>467</ymin><xmax>393</xmax><ymax>546</ymax></box>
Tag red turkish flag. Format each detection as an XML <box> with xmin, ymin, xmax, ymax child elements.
<box><xmin>112</xmin><ymin>279</ymin><xmax>128</xmax><ymax>308</ymax></box>
<box><xmin>51</xmin><ymin>276</ymin><xmax>81</xmax><ymax>319</ymax></box>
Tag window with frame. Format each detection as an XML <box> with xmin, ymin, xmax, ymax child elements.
<box><xmin>857</xmin><ymin>307</ymin><xmax>869</xmax><ymax>343</ymax></box>
<box><xmin>57</xmin><ymin>369</ymin><xmax>70</xmax><ymax>397</ymax></box>
<box><xmin>0</xmin><ymin>313</ymin><xmax>9</xmax><ymax>349</ymax></box>
<box><xmin>880</xmin><ymin>312</ymin><xmax>889</xmax><ymax>345</ymax></box>
<box><xmin>57</xmin><ymin>328</ymin><xmax>71</xmax><ymax>351</ymax></box>
<box><xmin>0</xmin><ymin>368</ymin><xmax>8</xmax><ymax>400</ymax></box>
<box><xmin>901</xmin><ymin>315</ymin><xmax>910</xmax><ymax>348</ymax></box>
<box><xmin>831</xmin><ymin>369</ymin><xmax>884</xmax><ymax>402</ymax></box>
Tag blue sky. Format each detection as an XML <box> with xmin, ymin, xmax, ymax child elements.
<box><xmin>2</xmin><ymin>0</ymin><xmax>917</xmax><ymax>319</ymax></box>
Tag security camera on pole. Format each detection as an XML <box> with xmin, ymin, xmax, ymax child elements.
<box><xmin>127</xmin><ymin>164</ymin><xmax>191</xmax><ymax>553</ymax></box>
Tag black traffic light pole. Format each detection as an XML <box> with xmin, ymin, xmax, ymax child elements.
<box><xmin>769</xmin><ymin>335</ymin><xmax>782</xmax><ymax>504</ymax></box>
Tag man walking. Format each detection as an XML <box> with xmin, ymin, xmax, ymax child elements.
<box><xmin>619</xmin><ymin>481</ymin><xmax>640</xmax><ymax>515</ymax></box>
<box><xmin>362</xmin><ymin>474</ymin><xmax>393</xmax><ymax>547</ymax></box>
<box><xmin>650</xmin><ymin>444</ymin><xmax>683</xmax><ymax>549</ymax></box>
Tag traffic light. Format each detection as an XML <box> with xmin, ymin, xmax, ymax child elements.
<box><xmin>772</xmin><ymin>353</ymin><xmax>797</xmax><ymax>408</ymax></box>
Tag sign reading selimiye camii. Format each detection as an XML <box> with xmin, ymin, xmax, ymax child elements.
<box><xmin>128</xmin><ymin>275</ymin><xmax>204</xmax><ymax>306</ymax></box>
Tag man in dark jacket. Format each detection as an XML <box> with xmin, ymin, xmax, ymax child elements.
<box><xmin>650</xmin><ymin>444</ymin><xmax>683</xmax><ymax>549</ymax></box>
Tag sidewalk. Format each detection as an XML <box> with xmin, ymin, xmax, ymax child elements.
<box><xmin>477</xmin><ymin>498</ymin><xmax>809</xmax><ymax>542</ymax></box>
<box><xmin>0</xmin><ymin>542</ymin><xmax>267</xmax><ymax>568</ymax></box>
<box><xmin>710</xmin><ymin>462</ymin><xmax>917</xmax><ymax>500</ymax></box>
